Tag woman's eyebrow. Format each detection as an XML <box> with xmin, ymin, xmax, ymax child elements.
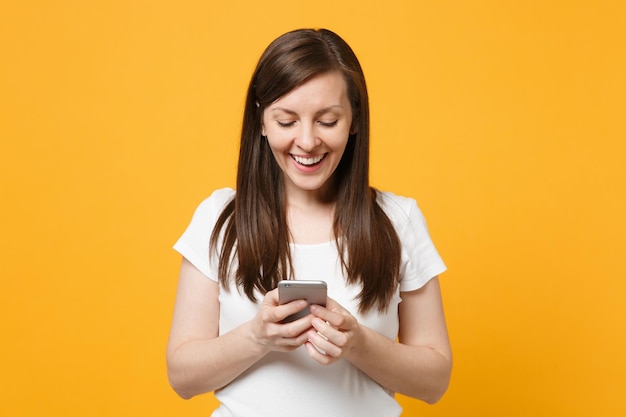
<box><xmin>270</xmin><ymin>107</ymin><xmax>298</xmax><ymax>116</ymax></box>
<box><xmin>270</xmin><ymin>106</ymin><xmax>343</xmax><ymax>117</ymax></box>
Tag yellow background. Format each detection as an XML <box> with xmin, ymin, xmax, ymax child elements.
<box><xmin>1</xmin><ymin>1</ymin><xmax>624</xmax><ymax>416</ymax></box>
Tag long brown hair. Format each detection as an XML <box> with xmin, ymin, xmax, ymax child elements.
<box><xmin>210</xmin><ymin>28</ymin><xmax>401</xmax><ymax>313</ymax></box>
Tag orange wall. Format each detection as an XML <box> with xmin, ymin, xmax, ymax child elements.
<box><xmin>1</xmin><ymin>1</ymin><xmax>624</xmax><ymax>416</ymax></box>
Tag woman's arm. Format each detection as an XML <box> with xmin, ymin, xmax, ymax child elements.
<box><xmin>166</xmin><ymin>258</ymin><xmax>313</xmax><ymax>399</ymax></box>
<box><xmin>305</xmin><ymin>277</ymin><xmax>452</xmax><ymax>404</ymax></box>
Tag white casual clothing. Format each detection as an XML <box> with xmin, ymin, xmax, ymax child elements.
<box><xmin>173</xmin><ymin>188</ymin><xmax>446</xmax><ymax>417</ymax></box>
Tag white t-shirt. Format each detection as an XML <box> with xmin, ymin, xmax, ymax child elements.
<box><xmin>174</xmin><ymin>188</ymin><xmax>446</xmax><ymax>417</ymax></box>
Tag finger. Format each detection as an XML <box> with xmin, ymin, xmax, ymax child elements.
<box><xmin>311</xmin><ymin>317</ymin><xmax>348</xmax><ymax>348</ymax></box>
<box><xmin>307</xmin><ymin>330</ymin><xmax>340</xmax><ymax>357</ymax></box>
<box><xmin>279</xmin><ymin>332</ymin><xmax>310</xmax><ymax>349</ymax></box>
<box><xmin>311</xmin><ymin>317</ymin><xmax>333</xmax><ymax>337</ymax></box>
<box><xmin>275</xmin><ymin>299</ymin><xmax>308</xmax><ymax>323</ymax></box>
<box><xmin>262</xmin><ymin>288</ymin><xmax>280</xmax><ymax>306</ymax></box>
<box><xmin>280</xmin><ymin>316</ymin><xmax>316</xmax><ymax>340</ymax></box>
<box><xmin>310</xmin><ymin>304</ymin><xmax>346</xmax><ymax>329</ymax></box>
<box><xmin>304</xmin><ymin>341</ymin><xmax>337</xmax><ymax>365</ymax></box>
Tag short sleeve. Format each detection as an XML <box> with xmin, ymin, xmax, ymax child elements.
<box><xmin>173</xmin><ymin>188</ymin><xmax>235</xmax><ymax>282</ymax></box>
<box><xmin>378</xmin><ymin>192</ymin><xmax>447</xmax><ymax>292</ymax></box>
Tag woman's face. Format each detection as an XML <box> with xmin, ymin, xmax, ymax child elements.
<box><xmin>262</xmin><ymin>71</ymin><xmax>353</xmax><ymax>202</ymax></box>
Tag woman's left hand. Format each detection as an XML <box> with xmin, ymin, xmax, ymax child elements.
<box><xmin>304</xmin><ymin>297</ymin><xmax>363</xmax><ymax>365</ymax></box>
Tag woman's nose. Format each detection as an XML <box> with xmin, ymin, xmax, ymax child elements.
<box><xmin>294</xmin><ymin>125</ymin><xmax>320</xmax><ymax>151</ymax></box>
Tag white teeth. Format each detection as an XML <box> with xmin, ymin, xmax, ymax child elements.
<box><xmin>292</xmin><ymin>154</ymin><xmax>324</xmax><ymax>166</ymax></box>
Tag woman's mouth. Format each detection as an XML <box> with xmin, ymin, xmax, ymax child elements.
<box><xmin>291</xmin><ymin>154</ymin><xmax>326</xmax><ymax>167</ymax></box>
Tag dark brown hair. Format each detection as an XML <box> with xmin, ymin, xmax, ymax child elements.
<box><xmin>210</xmin><ymin>28</ymin><xmax>401</xmax><ymax>313</ymax></box>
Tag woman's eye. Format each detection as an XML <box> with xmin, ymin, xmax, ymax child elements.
<box><xmin>319</xmin><ymin>120</ymin><xmax>338</xmax><ymax>127</ymax></box>
<box><xmin>277</xmin><ymin>121</ymin><xmax>296</xmax><ymax>127</ymax></box>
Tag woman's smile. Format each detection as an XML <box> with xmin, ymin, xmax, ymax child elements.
<box><xmin>291</xmin><ymin>153</ymin><xmax>327</xmax><ymax>167</ymax></box>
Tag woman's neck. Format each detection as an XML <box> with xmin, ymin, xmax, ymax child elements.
<box><xmin>286</xmin><ymin>199</ymin><xmax>335</xmax><ymax>245</ymax></box>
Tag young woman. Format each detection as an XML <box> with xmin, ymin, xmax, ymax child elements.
<box><xmin>167</xmin><ymin>28</ymin><xmax>452</xmax><ymax>417</ymax></box>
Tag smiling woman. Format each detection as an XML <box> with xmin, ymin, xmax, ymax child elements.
<box><xmin>166</xmin><ymin>28</ymin><xmax>451</xmax><ymax>417</ymax></box>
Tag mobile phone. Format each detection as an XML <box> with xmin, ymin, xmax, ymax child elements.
<box><xmin>278</xmin><ymin>280</ymin><xmax>327</xmax><ymax>323</ymax></box>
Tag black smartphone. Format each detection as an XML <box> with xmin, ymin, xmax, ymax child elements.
<box><xmin>278</xmin><ymin>280</ymin><xmax>327</xmax><ymax>322</ymax></box>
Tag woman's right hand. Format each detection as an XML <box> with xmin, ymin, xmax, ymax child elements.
<box><xmin>249</xmin><ymin>288</ymin><xmax>314</xmax><ymax>353</ymax></box>
<box><xmin>168</xmin><ymin>260</ymin><xmax>317</xmax><ymax>398</ymax></box>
